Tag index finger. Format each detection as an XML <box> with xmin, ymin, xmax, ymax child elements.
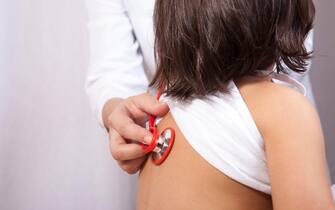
<box><xmin>110</xmin><ymin>110</ymin><xmax>153</xmax><ymax>144</ymax></box>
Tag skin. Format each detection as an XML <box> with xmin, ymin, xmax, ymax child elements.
<box><xmin>137</xmin><ymin>112</ymin><xmax>273</xmax><ymax>210</ymax></box>
<box><xmin>137</xmin><ymin>76</ymin><xmax>335</xmax><ymax>210</ymax></box>
<box><xmin>237</xmin><ymin>77</ymin><xmax>335</xmax><ymax>210</ymax></box>
<box><xmin>102</xmin><ymin>93</ymin><xmax>169</xmax><ymax>174</ymax></box>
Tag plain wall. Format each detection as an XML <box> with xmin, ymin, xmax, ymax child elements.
<box><xmin>0</xmin><ymin>1</ymin><xmax>136</xmax><ymax>210</ymax></box>
<box><xmin>311</xmin><ymin>0</ymin><xmax>335</xmax><ymax>183</ymax></box>
<box><xmin>0</xmin><ymin>1</ymin><xmax>334</xmax><ymax>210</ymax></box>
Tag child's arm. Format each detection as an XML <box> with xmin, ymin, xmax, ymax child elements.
<box><xmin>259</xmin><ymin>84</ymin><xmax>335</xmax><ymax>210</ymax></box>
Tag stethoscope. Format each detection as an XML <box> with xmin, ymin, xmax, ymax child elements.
<box><xmin>141</xmin><ymin>85</ymin><xmax>175</xmax><ymax>165</ymax></box>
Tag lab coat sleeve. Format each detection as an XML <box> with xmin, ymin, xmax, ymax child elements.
<box><xmin>85</xmin><ymin>0</ymin><xmax>149</xmax><ymax>127</ymax></box>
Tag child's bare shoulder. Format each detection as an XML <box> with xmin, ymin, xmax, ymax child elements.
<box><xmin>236</xmin><ymin>76</ymin><xmax>319</xmax><ymax>140</ymax></box>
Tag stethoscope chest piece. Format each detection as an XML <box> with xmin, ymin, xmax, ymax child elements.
<box><xmin>151</xmin><ymin>128</ymin><xmax>175</xmax><ymax>165</ymax></box>
<box><xmin>141</xmin><ymin>126</ymin><xmax>175</xmax><ymax>165</ymax></box>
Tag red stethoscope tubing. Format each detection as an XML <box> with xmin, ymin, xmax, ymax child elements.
<box><xmin>141</xmin><ymin>84</ymin><xmax>164</xmax><ymax>154</ymax></box>
<box><xmin>141</xmin><ymin>84</ymin><xmax>175</xmax><ymax>165</ymax></box>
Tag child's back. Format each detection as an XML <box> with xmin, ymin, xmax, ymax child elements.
<box><xmin>137</xmin><ymin>0</ymin><xmax>335</xmax><ymax>209</ymax></box>
<box><xmin>137</xmin><ymin>73</ymin><xmax>333</xmax><ymax>210</ymax></box>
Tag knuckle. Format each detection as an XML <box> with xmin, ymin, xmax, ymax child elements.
<box><xmin>122</xmin><ymin>164</ymin><xmax>137</xmax><ymax>174</ymax></box>
<box><xmin>120</xmin><ymin>124</ymin><xmax>133</xmax><ymax>135</ymax></box>
<box><xmin>125</xmin><ymin>100</ymin><xmax>138</xmax><ymax>114</ymax></box>
<box><xmin>107</xmin><ymin>113</ymin><xmax>114</xmax><ymax>122</ymax></box>
<box><xmin>108</xmin><ymin>128</ymin><xmax>115</xmax><ymax>138</ymax></box>
<box><xmin>111</xmin><ymin>149</ymin><xmax>123</xmax><ymax>161</ymax></box>
<box><xmin>107</xmin><ymin>112</ymin><xmax>117</xmax><ymax>128</ymax></box>
<box><xmin>128</xmin><ymin>169</ymin><xmax>138</xmax><ymax>175</ymax></box>
<box><xmin>108</xmin><ymin>140</ymin><xmax>114</xmax><ymax>153</ymax></box>
<box><xmin>118</xmin><ymin>124</ymin><xmax>127</xmax><ymax>135</ymax></box>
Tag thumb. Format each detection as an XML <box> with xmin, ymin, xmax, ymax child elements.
<box><xmin>152</xmin><ymin>101</ymin><xmax>170</xmax><ymax>117</ymax></box>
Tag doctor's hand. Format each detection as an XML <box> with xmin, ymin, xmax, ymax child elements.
<box><xmin>102</xmin><ymin>93</ymin><xmax>170</xmax><ymax>174</ymax></box>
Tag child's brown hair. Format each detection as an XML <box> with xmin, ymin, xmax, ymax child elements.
<box><xmin>150</xmin><ymin>0</ymin><xmax>315</xmax><ymax>100</ymax></box>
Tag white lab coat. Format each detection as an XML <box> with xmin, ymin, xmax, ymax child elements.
<box><xmin>85</xmin><ymin>0</ymin><xmax>314</xmax><ymax>127</ymax></box>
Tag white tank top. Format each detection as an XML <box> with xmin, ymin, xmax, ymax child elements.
<box><xmin>158</xmin><ymin>72</ymin><xmax>306</xmax><ymax>195</ymax></box>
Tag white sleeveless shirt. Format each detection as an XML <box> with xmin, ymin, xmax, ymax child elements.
<box><xmin>158</xmin><ymin>72</ymin><xmax>306</xmax><ymax>195</ymax></box>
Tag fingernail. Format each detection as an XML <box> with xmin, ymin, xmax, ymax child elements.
<box><xmin>144</xmin><ymin>134</ymin><xmax>153</xmax><ymax>144</ymax></box>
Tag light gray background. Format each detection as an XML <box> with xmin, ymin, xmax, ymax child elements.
<box><xmin>0</xmin><ymin>1</ymin><xmax>334</xmax><ymax>210</ymax></box>
<box><xmin>311</xmin><ymin>1</ymin><xmax>335</xmax><ymax>182</ymax></box>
